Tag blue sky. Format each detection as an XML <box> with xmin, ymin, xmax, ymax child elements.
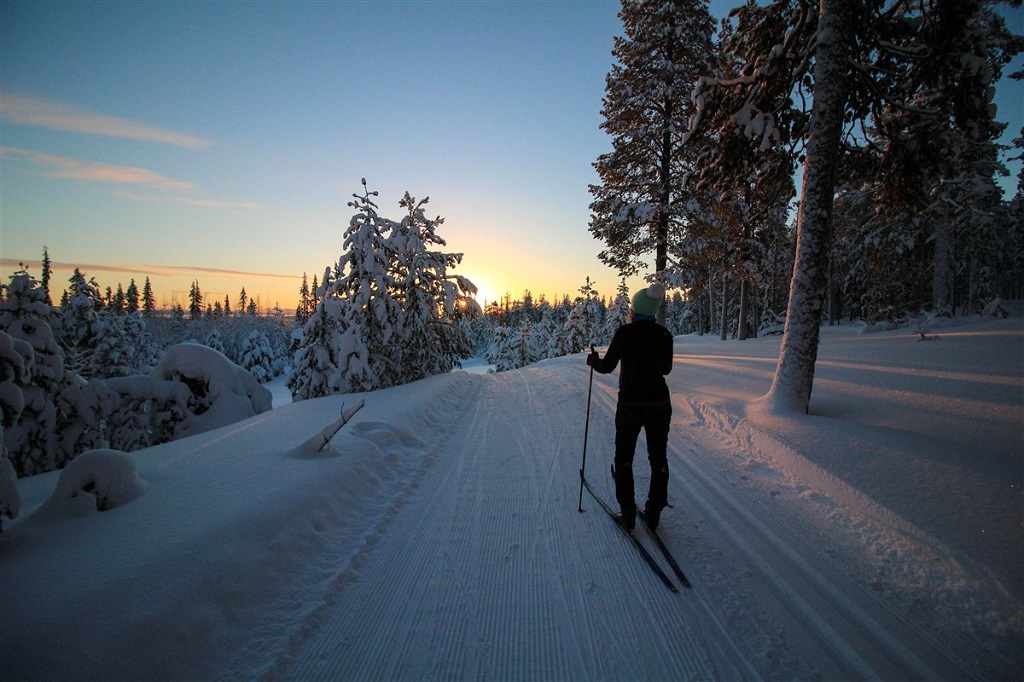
<box><xmin>2</xmin><ymin>0</ymin><xmax>1021</xmax><ymax>311</ymax></box>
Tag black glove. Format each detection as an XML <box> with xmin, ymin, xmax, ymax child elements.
<box><xmin>587</xmin><ymin>351</ymin><xmax>599</xmax><ymax>367</ymax></box>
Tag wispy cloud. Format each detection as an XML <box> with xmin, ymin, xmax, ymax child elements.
<box><xmin>2</xmin><ymin>146</ymin><xmax>196</xmax><ymax>191</ymax></box>
<box><xmin>1</xmin><ymin>93</ymin><xmax>211</xmax><ymax>149</ymax></box>
<box><xmin>2</xmin><ymin>146</ymin><xmax>262</xmax><ymax>210</ymax></box>
<box><xmin>112</xmin><ymin>190</ymin><xmax>263</xmax><ymax>211</ymax></box>
<box><xmin>1</xmin><ymin>259</ymin><xmax>296</xmax><ymax>281</ymax></box>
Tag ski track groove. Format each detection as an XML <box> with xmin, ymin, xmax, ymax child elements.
<box><xmin>672</xmin><ymin>394</ymin><xmax>1000</xmax><ymax>681</ymax></box>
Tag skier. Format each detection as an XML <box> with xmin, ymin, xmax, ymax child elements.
<box><xmin>587</xmin><ymin>282</ymin><xmax>673</xmax><ymax>532</ymax></box>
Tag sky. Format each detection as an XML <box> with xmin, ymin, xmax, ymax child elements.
<box><xmin>1</xmin><ymin>0</ymin><xmax>1021</xmax><ymax>312</ymax></box>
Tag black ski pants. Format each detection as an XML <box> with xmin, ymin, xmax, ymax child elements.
<box><xmin>613</xmin><ymin>399</ymin><xmax>671</xmax><ymax>516</ymax></box>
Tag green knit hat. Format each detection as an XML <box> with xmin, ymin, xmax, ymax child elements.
<box><xmin>631</xmin><ymin>282</ymin><xmax>665</xmax><ymax>317</ymax></box>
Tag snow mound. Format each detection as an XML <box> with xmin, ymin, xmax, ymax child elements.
<box><xmin>45</xmin><ymin>449</ymin><xmax>145</xmax><ymax>515</ymax></box>
<box><xmin>152</xmin><ymin>343</ymin><xmax>272</xmax><ymax>438</ymax></box>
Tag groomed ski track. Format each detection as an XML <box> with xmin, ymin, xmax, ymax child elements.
<box><xmin>222</xmin><ymin>356</ymin><xmax>1018</xmax><ymax>681</ymax></box>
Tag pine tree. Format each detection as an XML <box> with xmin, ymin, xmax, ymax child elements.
<box><xmin>329</xmin><ymin>181</ymin><xmax>402</xmax><ymax>392</ymax></box>
<box><xmin>295</xmin><ymin>272</ymin><xmax>313</xmax><ymax>325</ymax></box>
<box><xmin>604</xmin><ymin>279</ymin><xmax>632</xmax><ymax>340</ymax></box>
<box><xmin>681</xmin><ymin>0</ymin><xmax>1021</xmax><ymax>411</ymax></box>
<box><xmin>288</xmin><ymin>277</ymin><xmax>343</xmax><ymax>401</ymax></box>
<box><xmin>589</xmin><ymin>0</ymin><xmax>716</xmax><ymax>298</ymax></box>
<box><xmin>141</xmin><ymin>277</ymin><xmax>156</xmax><ymax>317</ymax></box>
<box><xmin>390</xmin><ymin>192</ymin><xmax>476</xmax><ymax>382</ymax></box>
<box><xmin>238</xmin><ymin>287</ymin><xmax>248</xmax><ymax>316</ymax></box>
<box><xmin>240</xmin><ymin>330</ymin><xmax>274</xmax><ymax>383</ymax></box>
<box><xmin>40</xmin><ymin>246</ymin><xmax>53</xmax><ymax>306</ymax></box>
<box><xmin>1</xmin><ymin>270</ymin><xmax>66</xmax><ymax>475</ymax></box>
<box><xmin>188</xmin><ymin>280</ymin><xmax>203</xmax><ymax>320</ymax></box>
<box><xmin>58</xmin><ymin>268</ymin><xmax>104</xmax><ymax>377</ymax></box>
<box><xmin>125</xmin><ymin>279</ymin><xmax>140</xmax><ymax>314</ymax></box>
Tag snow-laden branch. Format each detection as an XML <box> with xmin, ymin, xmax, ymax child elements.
<box><xmin>298</xmin><ymin>400</ymin><xmax>366</xmax><ymax>454</ymax></box>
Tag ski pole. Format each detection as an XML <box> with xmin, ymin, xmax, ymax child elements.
<box><xmin>578</xmin><ymin>346</ymin><xmax>596</xmax><ymax>513</ymax></box>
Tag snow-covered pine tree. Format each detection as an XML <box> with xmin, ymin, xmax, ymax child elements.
<box><xmin>326</xmin><ymin>182</ymin><xmax>402</xmax><ymax>392</ymax></box>
<box><xmin>288</xmin><ymin>269</ymin><xmax>343</xmax><ymax>401</ymax></box>
<box><xmin>125</xmin><ymin>279</ymin><xmax>140</xmax><ymax>315</ymax></box>
<box><xmin>604</xmin><ymin>279</ymin><xmax>632</xmax><ymax>341</ymax></box>
<box><xmin>589</xmin><ymin>0</ymin><xmax>716</xmax><ymax>323</ymax></box>
<box><xmin>0</xmin><ymin>270</ymin><xmax>66</xmax><ymax>475</ymax></box>
<box><xmin>390</xmin><ymin>192</ymin><xmax>476</xmax><ymax>382</ymax></box>
<box><xmin>141</xmin><ymin>277</ymin><xmax>156</xmax><ymax>317</ymax></box>
<box><xmin>40</xmin><ymin>246</ymin><xmax>53</xmax><ymax>306</ymax></box>
<box><xmin>493</xmin><ymin>321</ymin><xmax>546</xmax><ymax>371</ymax></box>
<box><xmin>188</xmin><ymin>280</ymin><xmax>203</xmax><ymax>320</ymax></box>
<box><xmin>485</xmin><ymin>325</ymin><xmax>511</xmax><ymax>367</ymax></box>
<box><xmin>57</xmin><ymin>268</ymin><xmax>105</xmax><ymax>378</ymax></box>
<box><xmin>240</xmin><ymin>329</ymin><xmax>274</xmax><ymax>383</ymax></box>
<box><xmin>0</xmin><ymin>329</ymin><xmax>25</xmax><ymax>530</ymax></box>
<box><xmin>295</xmin><ymin>272</ymin><xmax>314</xmax><ymax>326</ymax></box>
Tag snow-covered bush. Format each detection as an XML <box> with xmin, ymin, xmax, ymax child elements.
<box><xmin>152</xmin><ymin>343</ymin><xmax>272</xmax><ymax>439</ymax></box>
<box><xmin>102</xmin><ymin>375</ymin><xmax>191</xmax><ymax>451</ymax></box>
<box><xmin>43</xmin><ymin>449</ymin><xmax>145</xmax><ymax>515</ymax></box>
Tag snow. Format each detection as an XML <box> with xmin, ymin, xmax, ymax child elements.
<box><xmin>151</xmin><ymin>342</ymin><xmax>273</xmax><ymax>437</ymax></box>
<box><xmin>1</xmin><ymin>314</ymin><xmax>1021</xmax><ymax>680</ymax></box>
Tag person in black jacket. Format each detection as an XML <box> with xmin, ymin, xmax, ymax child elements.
<box><xmin>587</xmin><ymin>282</ymin><xmax>673</xmax><ymax>531</ymax></box>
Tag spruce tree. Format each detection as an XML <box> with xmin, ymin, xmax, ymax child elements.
<box><xmin>141</xmin><ymin>277</ymin><xmax>156</xmax><ymax>317</ymax></box>
<box><xmin>189</xmin><ymin>280</ymin><xmax>203</xmax><ymax>320</ymax></box>
<box><xmin>390</xmin><ymin>192</ymin><xmax>475</xmax><ymax>382</ymax></box>
<box><xmin>40</xmin><ymin>246</ymin><xmax>53</xmax><ymax>306</ymax></box>
<box><xmin>125</xmin><ymin>279</ymin><xmax>140</xmax><ymax>314</ymax></box>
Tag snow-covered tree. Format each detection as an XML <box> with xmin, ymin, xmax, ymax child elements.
<box><xmin>683</xmin><ymin>0</ymin><xmax>1021</xmax><ymax>411</ymax></box>
<box><xmin>40</xmin><ymin>246</ymin><xmax>53</xmax><ymax>306</ymax></box>
<box><xmin>0</xmin><ymin>329</ymin><xmax>27</xmax><ymax>530</ymax></box>
<box><xmin>589</xmin><ymin>0</ymin><xmax>716</xmax><ymax>319</ymax></box>
<box><xmin>125</xmin><ymin>279</ymin><xmax>140</xmax><ymax>315</ymax></box>
<box><xmin>1</xmin><ymin>271</ymin><xmax>67</xmax><ymax>475</ymax></box>
<box><xmin>492</xmin><ymin>321</ymin><xmax>547</xmax><ymax>371</ymax></box>
<box><xmin>239</xmin><ymin>329</ymin><xmax>274</xmax><ymax>383</ymax></box>
<box><xmin>603</xmin><ymin>279</ymin><xmax>632</xmax><ymax>340</ymax></box>
<box><xmin>390</xmin><ymin>192</ymin><xmax>476</xmax><ymax>382</ymax></box>
<box><xmin>295</xmin><ymin>272</ymin><xmax>315</xmax><ymax>326</ymax></box>
<box><xmin>141</xmin><ymin>277</ymin><xmax>156</xmax><ymax>317</ymax></box>
<box><xmin>188</xmin><ymin>280</ymin><xmax>203</xmax><ymax>320</ymax></box>
<box><xmin>290</xmin><ymin>182</ymin><xmax>476</xmax><ymax>398</ymax></box>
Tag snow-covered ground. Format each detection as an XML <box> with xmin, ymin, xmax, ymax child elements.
<box><xmin>2</xmin><ymin>313</ymin><xmax>1021</xmax><ymax>680</ymax></box>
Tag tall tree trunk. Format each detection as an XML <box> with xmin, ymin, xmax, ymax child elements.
<box><xmin>708</xmin><ymin>269</ymin><xmax>716</xmax><ymax>334</ymax></box>
<box><xmin>737</xmin><ymin>276</ymin><xmax>749</xmax><ymax>341</ymax></box>
<box><xmin>932</xmin><ymin>220</ymin><xmax>951</xmax><ymax>315</ymax></box>
<box><xmin>656</xmin><ymin>104</ymin><xmax>672</xmax><ymax>326</ymax></box>
<box><xmin>766</xmin><ymin>0</ymin><xmax>853</xmax><ymax>413</ymax></box>
<box><xmin>720</xmin><ymin>275</ymin><xmax>728</xmax><ymax>341</ymax></box>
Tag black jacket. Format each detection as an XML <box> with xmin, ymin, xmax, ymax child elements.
<box><xmin>592</xmin><ymin>319</ymin><xmax>673</xmax><ymax>404</ymax></box>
